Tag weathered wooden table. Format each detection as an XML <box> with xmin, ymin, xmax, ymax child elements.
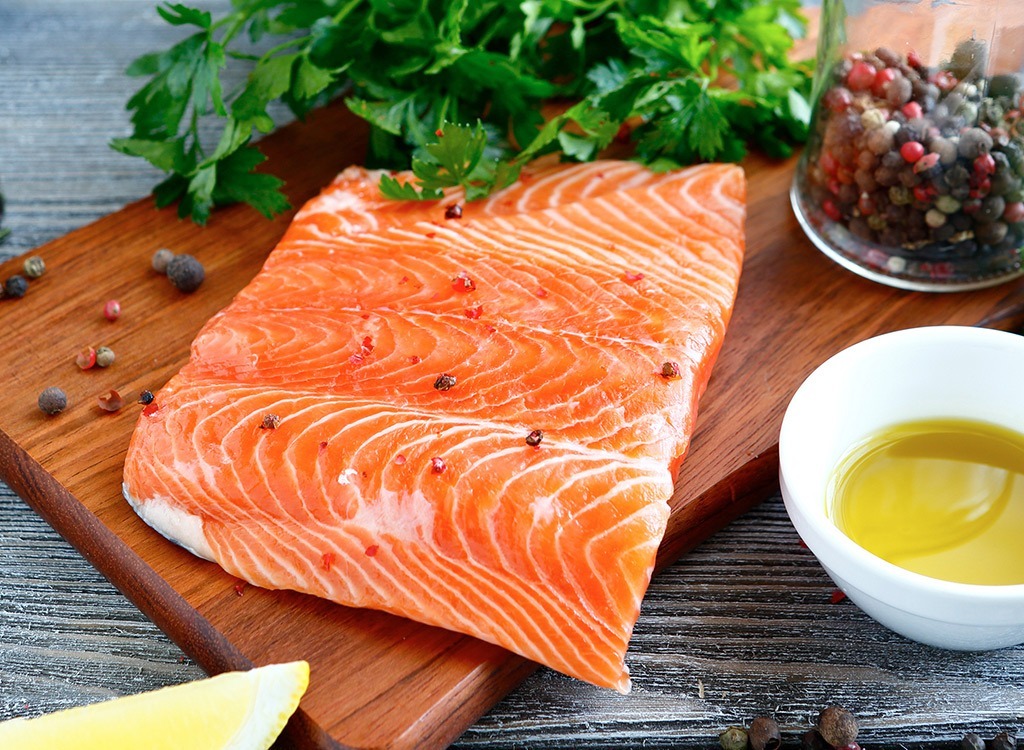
<box><xmin>1</xmin><ymin>2</ymin><xmax>1023</xmax><ymax>747</ymax></box>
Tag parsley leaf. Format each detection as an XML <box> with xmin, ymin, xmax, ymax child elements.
<box><xmin>117</xmin><ymin>0</ymin><xmax>812</xmax><ymax>221</ymax></box>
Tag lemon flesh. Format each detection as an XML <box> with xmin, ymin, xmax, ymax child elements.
<box><xmin>0</xmin><ymin>660</ymin><xmax>309</xmax><ymax>750</ymax></box>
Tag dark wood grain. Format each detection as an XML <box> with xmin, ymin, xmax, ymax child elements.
<box><xmin>3</xmin><ymin>3</ymin><xmax>1024</xmax><ymax>750</ymax></box>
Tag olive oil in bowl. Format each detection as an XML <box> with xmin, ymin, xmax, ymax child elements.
<box><xmin>827</xmin><ymin>418</ymin><xmax>1024</xmax><ymax>586</ymax></box>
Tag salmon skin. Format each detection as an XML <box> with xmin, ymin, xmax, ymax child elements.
<box><xmin>123</xmin><ymin>158</ymin><xmax>746</xmax><ymax>693</ymax></box>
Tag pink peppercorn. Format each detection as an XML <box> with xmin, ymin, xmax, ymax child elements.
<box><xmin>899</xmin><ymin>141</ymin><xmax>925</xmax><ymax>163</ymax></box>
<box><xmin>912</xmin><ymin>152</ymin><xmax>941</xmax><ymax>174</ymax></box>
<box><xmin>974</xmin><ymin>153</ymin><xmax>996</xmax><ymax>176</ymax></box>
<box><xmin>819</xmin><ymin>150</ymin><xmax>838</xmax><ymax>175</ymax></box>
<box><xmin>846</xmin><ymin>60</ymin><xmax>877</xmax><ymax>91</ymax></box>
<box><xmin>1003</xmin><ymin>201</ymin><xmax>1024</xmax><ymax>223</ymax></box>
<box><xmin>822</xmin><ymin>199</ymin><xmax>842</xmax><ymax>222</ymax></box>
<box><xmin>103</xmin><ymin>299</ymin><xmax>121</xmax><ymax>321</ymax></box>
<box><xmin>823</xmin><ymin>87</ymin><xmax>853</xmax><ymax>113</ymax></box>
<box><xmin>871</xmin><ymin>67</ymin><xmax>897</xmax><ymax>97</ymax></box>
<box><xmin>901</xmin><ymin>101</ymin><xmax>923</xmax><ymax>120</ymax></box>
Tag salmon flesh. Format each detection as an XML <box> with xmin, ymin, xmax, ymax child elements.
<box><xmin>123</xmin><ymin>159</ymin><xmax>746</xmax><ymax>692</ymax></box>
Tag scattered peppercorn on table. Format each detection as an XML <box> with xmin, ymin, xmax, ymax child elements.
<box><xmin>2</xmin><ymin>2</ymin><xmax>1024</xmax><ymax>749</ymax></box>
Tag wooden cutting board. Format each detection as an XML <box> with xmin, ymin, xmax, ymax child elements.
<box><xmin>1</xmin><ymin>100</ymin><xmax>1023</xmax><ymax>750</ymax></box>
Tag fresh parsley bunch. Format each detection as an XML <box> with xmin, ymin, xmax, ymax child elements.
<box><xmin>115</xmin><ymin>0</ymin><xmax>812</xmax><ymax>223</ymax></box>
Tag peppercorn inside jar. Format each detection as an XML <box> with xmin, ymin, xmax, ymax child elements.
<box><xmin>792</xmin><ymin>5</ymin><xmax>1024</xmax><ymax>291</ymax></box>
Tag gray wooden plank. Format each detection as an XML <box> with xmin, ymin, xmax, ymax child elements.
<box><xmin>2</xmin><ymin>2</ymin><xmax>1023</xmax><ymax>748</ymax></box>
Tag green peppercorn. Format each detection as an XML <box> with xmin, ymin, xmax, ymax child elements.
<box><xmin>718</xmin><ymin>726</ymin><xmax>747</xmax><ymax>750</ymax></box>
<box><xmin>935</xmin><ymin>195</ymin><xmax>962</xmax><ymax>214</ymax></box>
<box><xmin>889</xmin><ymin>185</ymin><xmax>913</xmax><ymax>206</ymax></box>
<box><xmin>925</xmin><ymin>208</ymin><xmax>947</xmax><ymax>228</ymax></box>
<box><xmin>860</xmin><ymin>108</ymin><xmax>887</xmax><ymax>131</ymax></box>
<box><xmin>979</xmin><ymin>99</ymin><xmax>1005</xmax><ymax>126</ymax></box>
<box><xmin>22</xmin><ymin>256</ymin><xmax>45</xmax><ymax>279</ymax></box>
<box><xmin>37</xmin><ymin>386</ymin><xmax>67</xmax><ymax>416</ymax></box>
<box><xmin>3</xmin><ymin>274</ymin><xmax>28</xmax><ymax>299</ymax></box>
<box><xmin>166</xmin><ymin>254</ymin><xmax>205</xmax><ymax>293</ymax></box>
<box><xmin>151</xmin><ymin>248</ymin><xmax>175</xmax><ymax>274</ymax></box>
<box><xmin>95</xmin><ymin>346</ymin><xmax>115</xmax><ymax>368</ymax></box>
<box><xmin>867</xmin><ymin>214</ymin><xmax>887</xmax><ymax>231</ymax></box>
<box><xmin>817</xmin><ymin>705</ymin><xmax>858</xmax><ymax>748</ymax></box>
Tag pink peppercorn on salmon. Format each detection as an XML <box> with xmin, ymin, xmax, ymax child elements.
<box><xmin>122</xmin><ymin>158</ymin><xmax>746</xmax><ymax>693</ymax></box>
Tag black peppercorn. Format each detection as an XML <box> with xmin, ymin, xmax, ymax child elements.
<box><xmin>4</xmin><ymin>274</ymin><xmax>28</xmax><ymax>299</ymax></box>
<box><xmin>166</xmin><ymin>254</ymin><xmax>205</xmax><ymax>293</ymax></box>
<box><xmin>976</xmin><ymin>220</ymin><xmax>1009</xmax><ymax>245</ymax></box>
<box><xmin>881</xmin><ymin>150</ymin><xmax>905</xmax><ymax>171</ymax></box>
<box><xmin>978</xmin><ymin>195</ymin><xmax>1006</xmax><ymax>223</ymax></box>
<box><xmin>748</xmin><ymin>716</ymin><xmax>781</xmax><ymax>750</ymax></box>
<box><xmin>138</xmin><ymin>390</ymin><xmax>155</xmax><ymax>405</ymax></box>
<box><xmin>525</xmin><ymin>429</ymin><xmax>544</xmax><ymax>447</ymax></box>
<box><xmin>433</xmin><ymin>373</ymin><xmax>457</xmax><ymax>391</ymax></box>
<box><xmin>961</xmin><ymin>733</ymin><xmax>986</xmax><ymax>750</ymax></box>
<box><xmin>988</xmin><ymin>74</ymin><xmax>1020</xmax><ymax>99</ymax></box>
<box><xmin>991</xmin><ymin>731</ymin><xmax>1017</xmax><ymax>750</ymax></box>
<box><xmin>873</xmin><ymin>46</ymin><xmax>901</xmax><ymax>67</ymax></box>
<box><xmin>801</xmin><ymin>729</ymin><xmax>831</xmax><ymax>750</ymax></box>
<box><xmin>444</xmin><ymin>204</ymin><xmax>463</xmax><ymax>220</ymax></box>
<box><xmin>37</xmin><ymin>386</ymin><xmax>67</xmax><ymax>416</ymax></box>
<box><xmin>817</xmin><ymin>705</ymin><xmax>858</xmax><ymax>748</ymax></box>
<box><xmin>948</xmin><ymin>38</ymin><xmax>988</xmax><ymax>80</ymax></box>
<box><xmin>959</xmin><ymin>128</ymin><xmax>994</xmax><ymax>159</ymax></box>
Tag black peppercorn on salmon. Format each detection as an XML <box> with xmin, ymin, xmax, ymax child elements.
<box><xmin>122</xmin><ymin>158</ymin><xmax>746</xmax><ymax>693</ymax></box>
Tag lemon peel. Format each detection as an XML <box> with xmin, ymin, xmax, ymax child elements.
<box><xmin>0</xmin><ymin>660</ymin><xmax>309</xmax><ymax>750</ymax></box>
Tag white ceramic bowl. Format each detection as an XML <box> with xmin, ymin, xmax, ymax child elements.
<box><xmin>780</xmin><ymin>325</ymin><xmax>1024</xmax><ymax>650</ymax></box>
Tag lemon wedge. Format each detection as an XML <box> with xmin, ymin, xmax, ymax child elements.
<box><xmin>0</xmin><ymin>660</ymin><xmax>309</xmax><ymax>750</ymax></box>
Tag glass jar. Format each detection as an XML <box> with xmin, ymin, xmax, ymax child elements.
<box><xmin>791</xmin><ymin>0</ymin><xmax>1024</xmax><ymax>291</ymax></box>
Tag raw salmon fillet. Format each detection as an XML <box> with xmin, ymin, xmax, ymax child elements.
<box><xmin>123</xmin><ymin>158</ymin><xmax>746</xmax><ymax>693</ymax></box>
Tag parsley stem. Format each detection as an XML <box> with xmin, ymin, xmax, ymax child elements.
<box><xmin>333</xmin><ymin>0</ymin><xmax>364</xmax><ymax>24</ymax></box>
<box><xmin>258</xmin><ymin>37</ymin><xmax>309</xmax><ymax>65</ymax></box>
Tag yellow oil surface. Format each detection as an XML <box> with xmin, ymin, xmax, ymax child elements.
<box><xmin>827</xmin><ymin>418</ymin><xmax>1024</xmax><ymax>585</ymax></box>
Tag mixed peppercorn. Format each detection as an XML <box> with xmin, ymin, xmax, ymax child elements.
<box><xmin>802</xmin><ymin>40</ymin><xmax>1024</xmax><ymax>281</ymax></box>
<box><xmin>719</xmin><ymin>706</ymin><xmax>1018</xmax><ymax>749</ymax></box>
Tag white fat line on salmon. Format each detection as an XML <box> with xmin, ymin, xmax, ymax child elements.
<box><xmin>509</xmin><ymin>209</ymin><xmax>737</xmax><ymax>297</ymax></box>
<box><xmin>582</xmin><ymin>482</ymin><xmax>670</xmax><ymax>621</ymax></box>
<box><xmin>548</xmin><ymin>472</ymin><xmax>669</xmax><ymax>626</ymax></box>
<box><xmin>185</xmin><ymin>300</ymin><xmax>704</xmax><ymax>368</ymax></box>
<box><xmin>662</xmin><ymin>173</ymin><xmax>746</xmax><ymax>236</ymax></box>
<box><xmin>524</xmin><ymin>161</ymin><xmax>634</xmax><ymax>207</ymax></box>
<box><xmin>173</xmin><ymin>385</ymin><xmax>687</xmax><ymax>475</ymax></box>
<box><xmin>273</xmin><ymin>218</ymin><xmax>722</xmax><ymax>304</ymax></box>
<box><xmin>412</xmin><ymin>215</ymin><xmax>734</xmax><ymax>303</ymax></box>
<box><xmin>647</xmin><ymin>181</ymin><xmax>745</xmax><ymax>243</ymax></box>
